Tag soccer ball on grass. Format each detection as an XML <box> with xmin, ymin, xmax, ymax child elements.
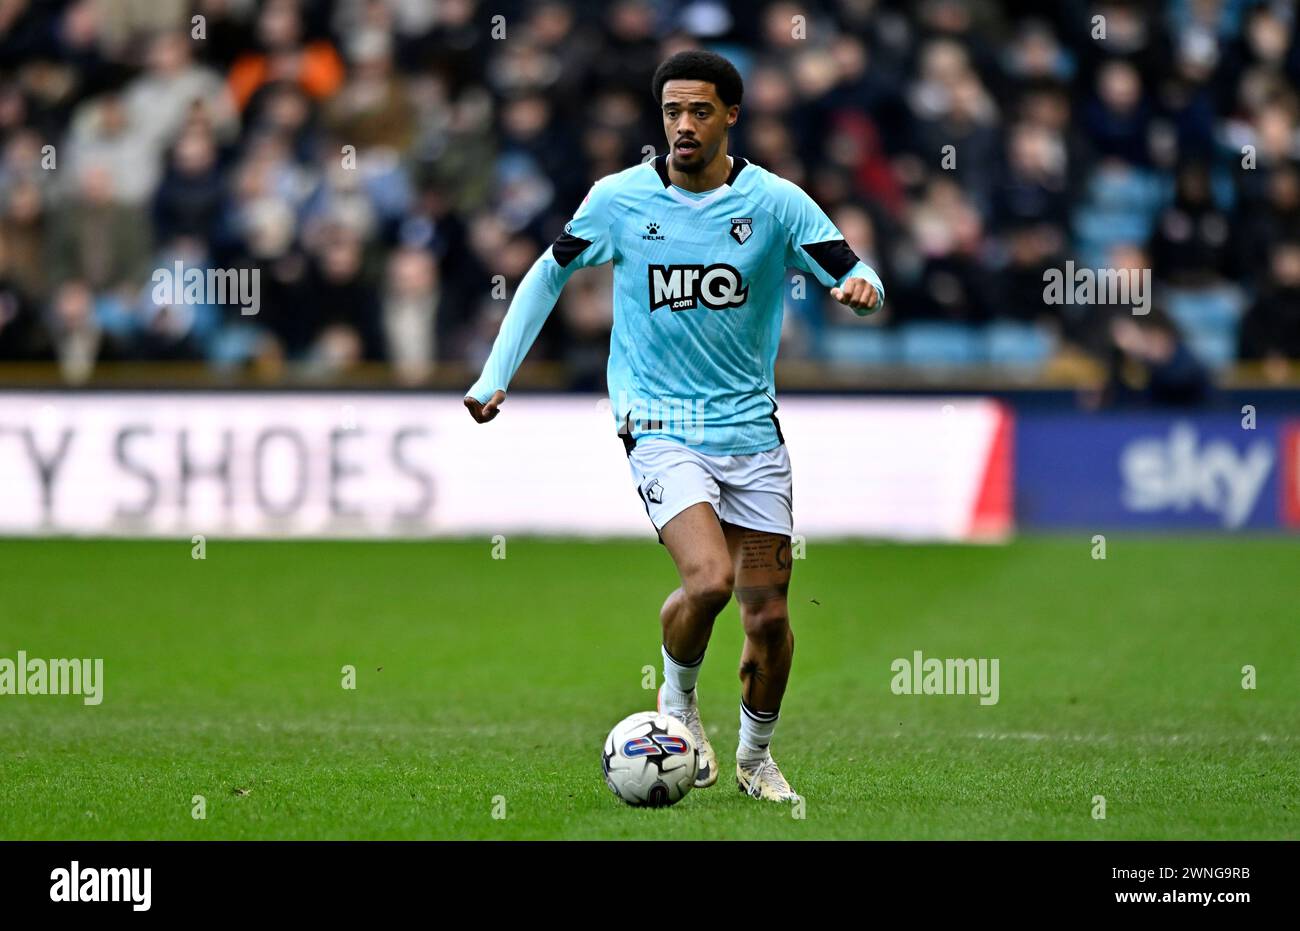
<box><xmin>601</xmin><ymin>711</ymin><xmax>698</xmax><ymax>807</ymax></box>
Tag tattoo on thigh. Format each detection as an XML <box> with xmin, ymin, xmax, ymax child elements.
<box><xmin>734</xmin><ymin>582</ymin><xmax>790</xmax><ymax>605</ymax></box>
<box><xmin>739</xmin><ymin>534</ymin><xmax>767</xmax><ymax>569</ymax></box>
<box><xmin>775</xmin><ymin>538</ymin><xmax>791</xmax><ymax>571</ymax></box>
<box><xmin>739</xmin><ymin>532</ymin><xmax>792</xmax><ymax>572</ymax></box>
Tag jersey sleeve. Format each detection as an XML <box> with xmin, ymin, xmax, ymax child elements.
<box><xmin>781</xmin><ymin>183</ymin><xmax>885</xmax><ymax>315</ymax></box>
<box><xmin>552</xmin><ymin>178</ymin><xmax>617</xmax><ymax>270</ymax></box>
<box><xmin>464</xmin><ymin>180</ymin><xmax>617</xmax><ymax>404</ymax></box>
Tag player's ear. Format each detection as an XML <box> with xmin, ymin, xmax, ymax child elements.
<box><xmin>726</xmin><ymin>104</ymin><xmax>739</xmax><ymax>128</ymax></box>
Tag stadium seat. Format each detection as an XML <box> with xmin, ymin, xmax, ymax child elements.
<box><xmin>1166</xmin><ymin>287</ymin><xmax>1243</xmax><ymax>328</ymax></box>
<box><xmin>1072</xmin><ymin>167</ymin><xmax>1168</xmax><ymax>267</ymax></box>
<box><xmin>1165</xmin><ymin>286</ymin><xmax>1245</xmax><ymax>371</ymax></box>
<box><xmin>820</xmin><ymin>325</ymin><xmax>898</xmax><ymax>365</ymax></box>
<box><xmin>898</xmin><ymin>323</ymin><xmax>982</xmax><ymax>367</ymax></box>
<box><xmin>1183</xmin><ymin>329</ymin><xmax>1239</xmax><ymax>369</ymax></box>
<box><xmin>984</xmin><ymin>322</ymin><xmax>1056</xmax><ymax>369</ymax></box>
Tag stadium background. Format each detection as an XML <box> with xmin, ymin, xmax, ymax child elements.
<box><xmin>0</xmin><ymin>0</ymin><xmax>1297</xmax><ymax>840</ymax></box>
<box><xmin>0</xmin><ymin>0</ymin><xmax>1298</xmax><ymax>393</ymax></box>
<box><xmin>1</xmin><ymin>0</ymin><xmax>1299</xmax><ymax>533</ymax></box>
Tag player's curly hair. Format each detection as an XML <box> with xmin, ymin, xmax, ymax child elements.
<box><xmin>651</xmin><ymin>50</ymin><xmax>744</xmax><ymax>108</ymax></box>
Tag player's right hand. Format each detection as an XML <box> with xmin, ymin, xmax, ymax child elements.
<box><xmin>464</xmin><ymin>390</ymin><xmax>507</xmax><ymax>423</ymax></box>
<box><xmin>830</xmin><ymin>278</ymin><xmax>880</xmax><ymax>313</ymax></box>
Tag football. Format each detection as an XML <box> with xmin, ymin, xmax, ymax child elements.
<box><xmin>601</xmin><ymin>711</ymin><xmax>699</xmax><ymax>807</ymax></box>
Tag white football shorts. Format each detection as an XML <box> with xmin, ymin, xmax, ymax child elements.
<box><xmin>625</xmin><ymin>436</ymin><xmax>793</xmax><ymax>542</ymax></box>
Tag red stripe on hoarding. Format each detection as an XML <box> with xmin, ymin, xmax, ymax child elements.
<box><xmin>1282</xmin><ymin>421</ymin><xmax>1300</xmax><ymax>528</ymax></box>
<box><xmin>969</xmin><ymin>404</ymin><xmax>1013</xmax><ymax>540</ymax></box>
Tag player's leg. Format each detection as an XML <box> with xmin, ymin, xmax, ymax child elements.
<box><xmin>715</xmin><ymin>441</ymin><xmax>800</xmax><ymax>801</ymax></box>
<box><xmin>658</xmin><ymin>501</ymin><xmax>733</xmax><ymax>662</ymax></box>
<box><xmin>626</xmin><ymin>439</ymin><xmax>730</xmax><ymax>788</ymax></box>
<box><xmin>722</xmin><ymin>522</ymin><xmax>798</xmax><ymax>800</ymax></box>
<box><xmin>724</xmin><ymin>523</ymin><xmax>793</xmax><ymax>717</ymax></box>
<box><xmin>653</xmin><ymin>501</ymin><xmax>731</xmax><ymax>787</ymax></box>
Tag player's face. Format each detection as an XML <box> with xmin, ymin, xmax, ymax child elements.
<box><xmin>661</xmin><ymin>80</ymin><xmax>737</xmax><ymax>174</ymax></box>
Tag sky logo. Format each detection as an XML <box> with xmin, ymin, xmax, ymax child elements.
<box><xmin>1120</xmin><ymin>423</ymin><xmax>1273</xmax><ymax>529</ymax></box>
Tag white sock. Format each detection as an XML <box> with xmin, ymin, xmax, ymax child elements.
<box><xmin>661</xmin><ymin>643</ymin><xmax>704</xmax><ymax>710</ymax></box>
<box><xmin>738</xmin><ymin>699</ymin><xmax>779</xmax><ymax>759</ymax></box>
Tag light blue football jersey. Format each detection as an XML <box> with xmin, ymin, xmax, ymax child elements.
<box><xmin>466</xmin><ymin>154</ymin><xmax>884</xmax><ymax>455</ymax></box>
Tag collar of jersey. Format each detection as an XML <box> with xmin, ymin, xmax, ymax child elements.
<box><xmin>653</xmin><ymin>154</ymin><xmax>747</xmax><ymax>209</ymax></box>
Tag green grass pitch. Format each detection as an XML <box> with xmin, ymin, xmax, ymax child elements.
<box><xmin>1</xmin><ymin>537</ymin><xmax>1296</xmax><ymax>840</ymax></box>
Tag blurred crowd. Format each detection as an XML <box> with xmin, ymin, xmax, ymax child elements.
<box><xmin>2</xmin><ymin>0</ymin><xmax>1300</xmax><ymax>396</ymax></box>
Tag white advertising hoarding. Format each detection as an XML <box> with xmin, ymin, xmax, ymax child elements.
<box><xmin>0</xmin><ymin>393</ymin><xmax>1010</xmax><ymax>540</ymax></box>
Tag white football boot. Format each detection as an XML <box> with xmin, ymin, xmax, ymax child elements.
<box><xmin>736</xmin><ymin>752</ymin><xmax>800</xmax><ymax>802</ymax></box>
<box><xmin>657</xmin><ymin>685</ymin><xmax>718</xmax><ymax>788</ymax></box>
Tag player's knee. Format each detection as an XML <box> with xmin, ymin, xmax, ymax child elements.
<box><xmin>683</xmin><ymin>565</ymin><xmax>734</xmax><ymax>613</ymax></box>
<box><xmin>740</xmin><ymin>598</ymin><xmax>789</xmax><ymax>644</ymax></box>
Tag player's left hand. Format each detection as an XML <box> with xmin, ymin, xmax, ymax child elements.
<box><xmin>830</xmin><ymin>278</ymin><xmax>879</xmax><ymax>314</ymax></box>
<box><xmin>464</xmin><ymin>390</ymin><xmax>507</xmax><ymax>423</ymax></box>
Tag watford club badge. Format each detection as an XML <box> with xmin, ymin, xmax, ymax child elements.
<box><xmin>730</xmin><ymin>217</ymin><xmax>753</xmax><ymax>245</ymax></box>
